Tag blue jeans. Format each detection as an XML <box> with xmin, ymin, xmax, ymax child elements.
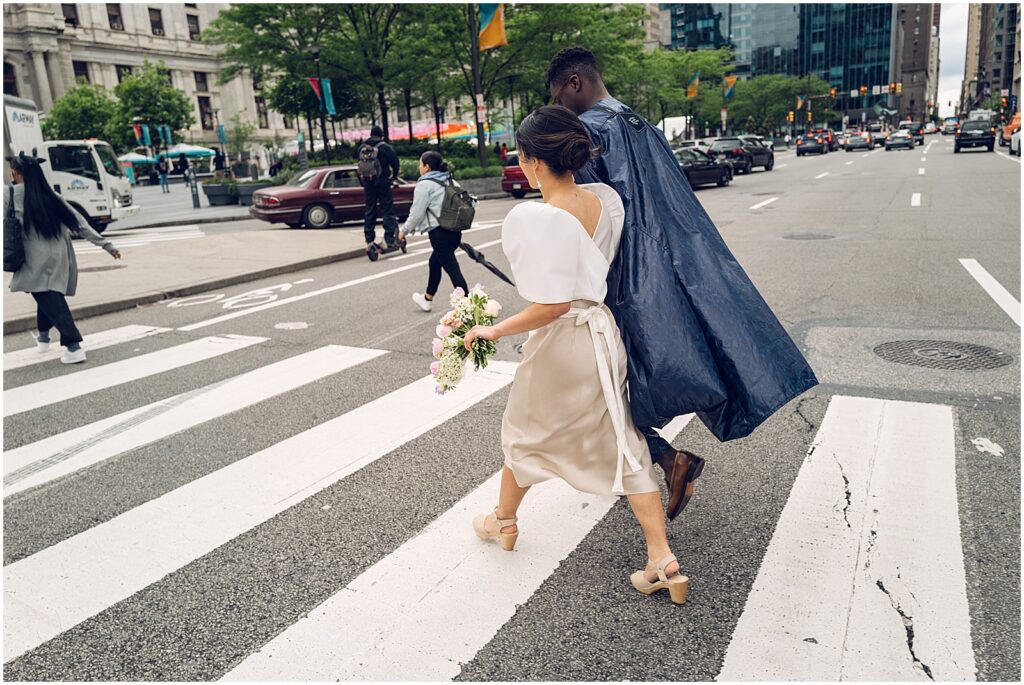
<box><xmin>159</xmin><ymin>173</ymin><xmax>169</xmax><ymax>192</ymax></box>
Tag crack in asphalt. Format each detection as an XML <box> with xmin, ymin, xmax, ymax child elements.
<box><xmin>793</xmin><ymin>396</ymin><xmax>817</xmax><ymax>433</ymax></box>
<box><xmin>876</xmin><ymin>578</ymin><xmax>935</xmax><ymax>681</ymax></box>
<box><xmin>832</xmin><ymin>454</ymin><xmax>852</xmax><ymax>528</ymax></box>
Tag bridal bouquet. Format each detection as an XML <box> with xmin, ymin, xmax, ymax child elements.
<box><xmin>431</xmin><ymin>285</ymin><xmax>502</xmax><ymax>394</ymax></box>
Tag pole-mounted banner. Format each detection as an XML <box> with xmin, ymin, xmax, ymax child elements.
<box><xmin>478</xmin><ymin>4</ymin><xmax>508</xmax><ymax>50</ymax></box>
<box><xmin>686</xmin><ymin>70</ymin><xmax>701</xmax><ymax>98</ymax></box>
<box><xmin>723</xmin><ymin>75</ymin><xmax>737</xmax><ymax>101</ymax></box>
<box><xmin>141</xmin><ymin>124</ymin><xmax>151</xmax><ymax>147</ymax></box>
<box><xmin>308</xmin><ymin>78</ymin><xmax>322</xmax><ymax>102</ymax></box>
<box><xmin>321</xmin><ymin>79</ymin><xmax>337</xmax><ymax>117</ymax></box>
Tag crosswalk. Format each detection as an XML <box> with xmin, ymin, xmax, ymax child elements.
<box><xmin>75</xmin><ymin>224</ymin><xmax>205</xmax><ymax>255</ymax></box>
<box><xmin>1</xmin><ymin>322</ymin><xmax>996</xmax><ymax>680</ymax></box>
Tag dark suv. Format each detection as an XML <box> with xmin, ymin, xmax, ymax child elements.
<box><xmin>954</xmin><ymin>120</ymin><xmax>996</xmax><ymax>153</ymax></box>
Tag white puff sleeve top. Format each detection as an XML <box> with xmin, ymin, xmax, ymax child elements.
<box><xmin>501</xmin><ymin>183</ymin><xmax>625</xmax><ymax>305</ymax></box>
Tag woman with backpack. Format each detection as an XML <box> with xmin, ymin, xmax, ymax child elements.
<box><xmin>4</xmin><ymin>154</ymin><xmax>121</xmax><ymax>364</ymax></box>
<box><xmin>403</xmin><ymin>151</ymin><xmax>469</xmax><ymax>312</ymax></box>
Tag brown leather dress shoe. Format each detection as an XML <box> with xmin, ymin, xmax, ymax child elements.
<box><xmin>659</xmin><ymin>449</ymin><xmax>706</xmax><ymax>521</ymax></box>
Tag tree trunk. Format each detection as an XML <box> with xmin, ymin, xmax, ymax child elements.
<box><xmin>432</xmin><ymin>87</ymin><xmax>442</xmax><ymax>150</ymax></box>
<box><xmin>404</xmin><ymin>87</ymin><xmax>414</xmax><ymax>143</ymax></box>
<box><xmin>306</xmin><ymin>113</ymin><xmax>315</xmax><ymax>153</ymax></box>
<box><xmin>376</xmin><ymin>83</ymin><xmax>390</xmax><ymax>140</ymax></box>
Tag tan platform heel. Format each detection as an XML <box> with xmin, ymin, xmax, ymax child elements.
<box><xmin>630</xmin><ymin>553</ymin><xmax>688</xmax><ymax>605</ymax></box>
<box><xmin>473</xmin><ymin>508</ymin><xmax>519</xmax><ymax>551</ymax></box>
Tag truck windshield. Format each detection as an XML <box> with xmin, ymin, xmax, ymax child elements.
<box><xmin>48</xmin><ymin>144</ymin><xmax>99</xmax><ymax>181</ymax></box>
<box><xmin>93</xmin><ymin>143</ymin><xmax>124</xmax><ymax>177</ymax></box>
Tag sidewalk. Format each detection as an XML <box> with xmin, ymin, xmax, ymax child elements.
<box><xmin>3</xmin><ymin>225</ymin><xmax>368</xmax><ymax>333</ymax></box>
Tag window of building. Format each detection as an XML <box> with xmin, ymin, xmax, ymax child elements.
<box><xmin>106</xmin><ymin>3</ymin><xmax>124</xmax><ymax>30</ymax></box>
<box><xmin>72</xmin><ymin>61</ymin><xmax>90</xmax><ymax>84</ymax></box>
<box><xmin>194</xmin><ymin>71</ymin><xmax>209</xmax><ymax>92</ymax></box>
<box><xmin>993</xmin><ymin>68</ymin><xmax>1001</xmax><ymax>78</ymax></box>
<box><xmin>4</xmin><ymin>62</ymin><xmax>18</xmax><ymax>97</ymax></box>
<box><xmin>198</xmin><ymin>95</ymin><xmax>214</xmax><ymax>129</ymax></box>
<box><xmin>149</xmin><ymin>8</ymin><xmax>164</xmax><ymax>35</ymax></box>
<box><xmin>184</xmin><ymin>2</ymin><xmax>197</xmax><ymax>6</ymax></box>
<box><xmin>61</xmin><ymin>4</ymin><xmax>79</xmax><ymax>27</ymax></box>
<box><xmin>186</xmin><ymin>13</ymin><xmax>201</xmax><ymax>40</ymax></box>
<box><xmin>116</xmin><ymin>64</ymin><xmax>133</xmax><ymax>82</ymax></box>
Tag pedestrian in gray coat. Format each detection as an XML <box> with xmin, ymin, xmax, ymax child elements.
<box><xmin>5</xmin><ymin>154</ymin><xmax>121</xmax><ymax>364</ymax></box>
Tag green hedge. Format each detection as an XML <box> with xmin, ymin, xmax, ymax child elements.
<box><xmin>451</xmin><ymin>165</ymin><xmax>504</xmax><ymax>180</ymax></box>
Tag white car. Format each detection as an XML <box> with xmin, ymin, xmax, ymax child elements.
<box><xmin>924</xmin><ymin>122</ymin><xmax>938</xmax><ymax>134</ymax></box>
<box><xmin>1011</xmin><ymin>129</ymin><xmax>1021</xmax><ymax>156</ymax></box>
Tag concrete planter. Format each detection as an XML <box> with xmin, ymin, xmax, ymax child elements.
<box><xmin>202</xmin><ymin>183</ymin><xmax>238</xmax><ymax>206</ymax></box>
<box><xmin>456</xmin><ymin>177</ymin><xmax>502</xmax><ymax>196</ymax></box>
<box><xmin>237</xmin><ymin>182</ymin><xmax>273</xmax><ymax>207</ymax></box>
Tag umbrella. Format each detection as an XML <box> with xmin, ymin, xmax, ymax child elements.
<box><xmin>118</xmin><ymin>152</ymin><xmax>156</xmax><ymax>163</ymax></box>
<box><xmin>158</xmin><ymin>143</ymin><xmax>215</xmax><ymax>159</ymax></box>
<box><xmin>460</xmin><ymin>241</ymin><xmax>515</xmax><ymax>286</ymax></box>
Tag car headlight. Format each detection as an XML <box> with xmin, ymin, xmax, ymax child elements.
<box><xmin>112</xmin><ymin>195</ymin><xmax>122</xmax><ymax>208</ymax></box>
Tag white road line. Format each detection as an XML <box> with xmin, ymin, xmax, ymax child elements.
<box><xmin>920</xmin><ymin>157</ymin><xmax>927</xmax><ymax>162</ymax></box>
<box><xmin>996</xmin><ymin>151</ymin><xmax>1021</xmax><ymax>163</ymax></box>
<box><xmin>910</xmin><ymin>193</ymin><xmax>921</xmax><ymax>207</ymax></box>
<box><xmin>815</xmin><ymin>172</ymin><xmax>829</xmax><ymax>179</ymax></box>
<box><xmin>775</xmin><ymin>163</ymin><xmax>787</xmax><ymax>168</ymax></box>
<box><xmin>75</xmin><ymin>233</ymin><xmax>203</xmax><ymax>253</ymax></box>
<box><xmin>2</xmin><ymin>334</ymin><xmax>265</xmax><ymax>418</ymax></box>
<box><xmin>223</xmin><ymin>471</ymin><xmax>615</xmax><ymax>681</ymax></box>
<box><xmin>3</xmin><ymin>346</ymin><xmax>386</xmax><ymax>498</ymax></box>
<box><xmin>918</xmin><ymin>168</ymin><xmax>925</xmax><ymax>175</ymax></box>
<box><xmin>105</xmin><ymin>224</ymin><xmax>202</xmax><ymax>236</ymax></box>
<box><xmin>2</xmin><ymin>362</ymin><xmax>517</xmax><ymax>663</ymax></box>
<box><xmin>718</xmin><ymin>396</ymin><xmax>975</xmax><ymax>681</ymax></box>
<box><xmin>845</xmin><ymin>161</ymin><xmax>854</xmax><ymax>165</ymax></box>
<box><xmin>178</xmin><ymin>239</ymin><xmax>504</xmax><ymax>332</ymax></box>
<box><xmin>4</xmin><ymin>325</ymin><xmax>170</xmax><ymax>371</ymax></box>
<box><xmin>749</xmin><ymin>197</ymin><xmax>778</xmax><ymax>210</ymax></box>
<box><xmin>958</xmin><ymin>258</ymin><xmax>1021</xmax><ymax>326</ymax></box>
<box><xmin>861</xmin><ymin>153</ymin><xmax>869</xmax><ymax>157</ymax></box>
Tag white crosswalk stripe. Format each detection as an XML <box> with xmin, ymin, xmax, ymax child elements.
<box><xmin>75</xmin><ymin>225</ymin><xmax>204</xmax><ymax>254</ymax></box>
<box><xmin>0</xmin><ymin>325</ymin><xmax>987</xmax><ymax>681</ymax></box>
<box><xmin>4</xmin><ymin>324</ymin><xmax>170</xmax><ymax>371</ymax></box>
<box><xmin>3</xmin><ymin>334</ymin><xmax>266</xmax><ymax>417</ymax></box>
<box><xmin>3</xmin><ymin>360</ymin><xmax>517</xmax><ymax>663</ymax></box>
<box><xmin>3</xmin><ymin>346</ymin><xmax>386</xmax><ymax>498</ymax></box>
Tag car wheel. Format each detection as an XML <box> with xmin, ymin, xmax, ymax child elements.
<box><xmin>510</xmin><ymin>190</ymin><xmax>527</xmax><ymax>199</ymax></box>
<box><xmin>302</xmin><ymin>203</ymin><xmax>332</xmax><ymax>229</ymax></box>
<box><xmin>987</xmin><ymin>144</ymin><xmax>994</xmax><ymax>152</ymax></box>
<box><xmin>765</xmin><ymin>155</ymin><xmax>774</xmax><ymax>171</ymax></box>
<box><xmin>717</xmin><ymin>172</ymin><xmax>730</xmax><ymax>187</ymax></box>
<box><xmin>954</xmin><ymin>146</ymin><xmax>960</xmax><ymax>153</ymax></box>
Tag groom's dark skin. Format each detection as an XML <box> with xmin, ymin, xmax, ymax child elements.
<box><xmin>549</xmin><ymin>66</ymin><xmax>702</xmax><ymax>517</ymax></box>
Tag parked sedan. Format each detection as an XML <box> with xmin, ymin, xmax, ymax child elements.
<box><xmin>250</xmin><ymin>165</ymin><xmax>414</xmax><ymax>229</ymax></box>
<box><xmin>954</xmin><ymin>120</ymin><xmax>996</xmax><ymax>153</ymax></box>
<box><xmin>501</xmin><ymin>153</ymin><xmax>536</xmax><ymax>199</ymax></box>
<box><xmin>795</xmin><ymin>132</ymin><xmax>828</xmax><ymax>156</ymax></box>
<box><xmin>737</xmin><ymin>136</ymin><xmax>775</xmax><ymax>170</ymax></box>
<box><xmin>675</xmin><ymin>147</ymin><xmax>731</xmax><ymax>187</ymax></box>
<box><xmin>885</xmin><ymin>130</ymin><xmax>915</xmax><ymax>150</ymax></box>
<box><xmin>1011</xmin><ymin>129</ymin><xmax>1021</xmax><ymax>156</ymax></box>
<box><xmin>708</xmin><ymin>138</ymin><xmax>754</xmax><ymax>173</ymax></box>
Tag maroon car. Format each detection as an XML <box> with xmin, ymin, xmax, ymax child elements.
<box><xmin>250</xmin><ymin>165</ymin><xmax>415</xmax><ymax>229</ymax></box>
<box><xmin>501</xmin><ymin>153</ymin><xmax>537</xmax><ymax>199</ymax></box>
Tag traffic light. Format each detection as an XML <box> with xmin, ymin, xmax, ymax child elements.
<box><xmin>859</xmin><ymin>85</ymin><xmax>868</xmax><ymax>95</ymax></box>
<box><xmin>1001</xmin><ymin>97</ymin><xmax>1008</xmax><ymax>108</ymax></box>
<box><xmin>807</xmin><ymin>110</ymin><xmax>813</xmax><ymax>122</ymax></box>
<box><xmin>890</xmin><ymin>82</ymin><xmax>897</xmax><ymax>91</ymax></box>
<box><xmin>895</xmin><ymin>82</ymin><xmax>903</xmax><ymax>94</ymax></box>
<box><xmin>786</xmin><ymin>111</ymin><xmax>794</xmax><ymax>123</ymax></box>
<box><xmin>829</xmin><ymin>87</ymin><xmax>837</xmax><ymax>98</ymax></box>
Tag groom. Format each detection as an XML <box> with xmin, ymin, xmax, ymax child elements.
<box><xmin>547</xmin><ymin>47</ymin><xmax>818</xmax><ymax>520</ymax></box>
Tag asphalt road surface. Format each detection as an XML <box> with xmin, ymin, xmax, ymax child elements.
<box><xmin>3</xmin><ymin>136</ymin><xmax>1020</xmax><ymax>681</ymax></box>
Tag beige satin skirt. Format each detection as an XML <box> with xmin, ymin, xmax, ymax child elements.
<box><xmin>501</xmin><ymin>302</ymin><xmax>659</xmax><ymax>496</ymax></box>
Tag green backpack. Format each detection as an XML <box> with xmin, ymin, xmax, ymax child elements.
<box><xmin>426</xmin><ymin>175</ymin><xmax>476</xmax><ymax>231</ymax></box>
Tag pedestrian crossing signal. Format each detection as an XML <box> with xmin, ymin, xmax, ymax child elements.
<box><xmin>895</xmin><ymin>82</ymin><xmax>903</xmax><ymax>94</ymax></box>
<box><xmin>829</xmin><ymin>88</ymin><xmax>837</xmax><ymax>98</ymax></box>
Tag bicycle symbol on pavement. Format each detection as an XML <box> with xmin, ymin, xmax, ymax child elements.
<box><xmin>166</xmin><ymin>279</ymin><xmax>314</xmax><ymax>310</ymax></box>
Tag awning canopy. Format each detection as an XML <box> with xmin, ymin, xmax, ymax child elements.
<box><xmin>118</xmin><ymin>152</ymin><xmax>157</xmax><ymax>163</ymax></box>
<box><xmin>159</xmin><ymin>143</ymin><xmax>216</xmax><ymax>158</ymax></box>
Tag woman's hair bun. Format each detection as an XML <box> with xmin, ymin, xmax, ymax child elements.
<box><xmin>560</xmin><ymin>135</ymin><xmax>594</xmax><ymax>173</ymax></box>
<box><xmin>514</xmin><ymin>105</ymin><xmax>599</xmax><ymax>175</ymax></box>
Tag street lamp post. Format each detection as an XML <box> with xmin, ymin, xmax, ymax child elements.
<box><xmin>310</xmin><ymin>46</ymin><xmax>332</xmax><ymax>165</ymax></box>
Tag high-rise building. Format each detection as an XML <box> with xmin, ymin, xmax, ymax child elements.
<box><xmin>642</xmin><ymin>3</ymin><xmax>668</xmax><ymax>50</ymax></box>
<box><xmin>961</xmin><ymin>3</ymin><xmax>1020</xmax><ymax>113</ymax></box>
<box><xmin>961</xmin><ymin>4</ymin><xmax>984</xmax><ymax>112</ymax></box>
<box><xmin>662</xmin><ymin>3</ymin><xmax>730</xmax><ymax>51</ymax></box>
<box><xmin>927</xmin><ymin>5</ymin><xmax>942</xmax><ymax>118</ymax></box>
<box><xmin>895</xmin><ymin>4</ymin><xmax>938</xmax><ymax>122</ymax></box>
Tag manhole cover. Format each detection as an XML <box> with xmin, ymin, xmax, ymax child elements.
<box><xmin>79</xmin><ymin>265</ymin><xmax>126</xmax><ymax>273</ymax></box>
<box><xmin>873</xmin><ymin>340</ymin><xmax>1013</xmax><ymax>371</ymax></box>
<box><xmin>783</xmin><ymin>233</ymin><xmax>835</xmax><ymax>240</ymax></box>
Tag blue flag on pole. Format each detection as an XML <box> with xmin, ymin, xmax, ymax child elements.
<box><xmin>217</xmin><ymin>124</ymin><xmax>227</xmax><ymax>145</ymax></box>
<box><xmin>142</xmin><ymin>124</ymin><xmax>151</xmax><ymax>146</ymax></box>
<box><xmin>321</xmin><ymin>79</ymin><xmax>337</xmax><ymax>117</ymax></box>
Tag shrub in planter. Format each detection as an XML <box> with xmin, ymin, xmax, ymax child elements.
<box><xmin>451</xmin><ymin>165</ymin><xmax>504</xmax><ymax>181</ymax></box>
<box><xmin>237</xmin><ymin>181</ymin><xmax>272</xmax><ymax>206</ymax></box>
<box><xmin>201</xmin><ymin>178</ymin><xmax>238</xmax><ymax>206</ymax></box>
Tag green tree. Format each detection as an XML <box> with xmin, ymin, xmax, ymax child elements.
<box><xmin>226</xmin><ymin>112</ymin><xmax>256</xmax><ymax>160</ymax></box>
<box><xmin>107</xmin><ymin>61</ymin><xmax>195</xmax><ymax>150</ymax></box>
<box><xmin>41</xmin><ymin>83</ymin><xmax>117</xmax><ymax>141</ymax></box>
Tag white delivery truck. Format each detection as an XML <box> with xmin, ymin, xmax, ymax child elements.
<box><xmin>3</xmin><ymin>94</ymin><xmax>140</xmax><ymax>233</ymax></box>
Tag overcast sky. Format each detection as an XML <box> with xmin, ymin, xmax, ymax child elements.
<box><xmin>937</xmin><ymin>3</ymin><xmax>969</xmax><ymax>118</ymax></box>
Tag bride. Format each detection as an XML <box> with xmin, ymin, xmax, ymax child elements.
<box><xmin>463</xmin><ymin>105</ymin><xmax>688</xmax><ymax>604</ymax></box>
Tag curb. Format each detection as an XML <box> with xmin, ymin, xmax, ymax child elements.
<box><xmin>2</xmin><ymin>247</ymin><xmax>367</xmax><ymax>335</ymax></box>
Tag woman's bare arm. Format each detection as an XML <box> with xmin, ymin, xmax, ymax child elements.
<box><xmin>464</xmin><ymin>301</ymin><xmax>570</xmax><ymax>350</ymax></box>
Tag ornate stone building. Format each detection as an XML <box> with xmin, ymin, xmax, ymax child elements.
<box><xmin>2</xmin><ymin>2</ymin><xmax>296</xmax><ymax>148</ymax></box>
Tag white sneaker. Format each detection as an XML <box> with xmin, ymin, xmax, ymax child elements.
<box><xmin>60</xmin><ymin>347</ymin><xmax>87</xmax><ymax>365</ymax></box>
<box><xmin>30</xmin><ymin>332</ymin><xmax>50</xmax><ymax>352</ymax></box>
<box><xmin>412</xmin><ymin>292</ymin><xmax>433</xmax><ymax>312</ymax></box>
